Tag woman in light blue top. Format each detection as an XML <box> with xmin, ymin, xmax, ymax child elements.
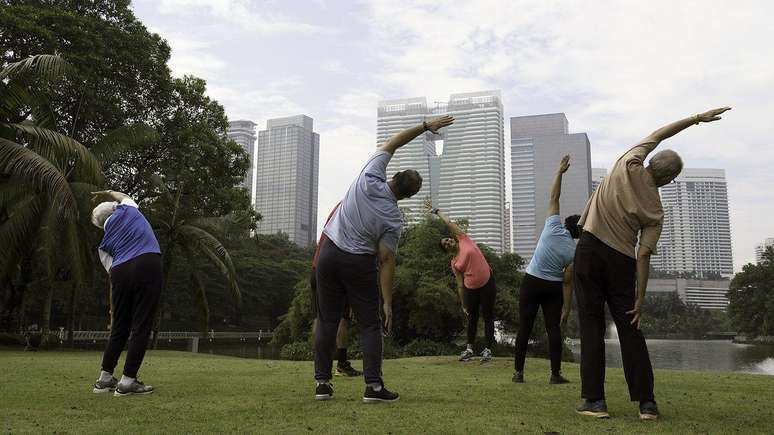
<box><xmin>513</xmin><ymin>155</ymin><xmax>581</xmax><ymax>384</ymax></box>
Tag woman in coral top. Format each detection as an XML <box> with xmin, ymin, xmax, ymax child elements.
<box><xmin>428</xmin><ymin>201</ymin><xmax>497</xmax><ymax>362</ymax></box>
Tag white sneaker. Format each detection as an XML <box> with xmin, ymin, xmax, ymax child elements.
<box><xmin>459</xmin><ymin>349</ymin><xmax>474</xmax><ymax>361</ymax></box>
<box><xmin>480</xmin><ymin>348</ymin><xmax>493</xmax><ymax>363</ymax></box>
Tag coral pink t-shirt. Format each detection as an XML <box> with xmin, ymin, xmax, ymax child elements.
<box><xmin>451</xmin><ymin>234</ymin><xmax>491</xmax><ymax>289</ymax></box>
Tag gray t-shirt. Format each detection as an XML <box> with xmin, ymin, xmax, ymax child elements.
<box><xmin>323</xmin><ymin>150</ymin><xmax>402</xmax><ymax>255</ymax></box>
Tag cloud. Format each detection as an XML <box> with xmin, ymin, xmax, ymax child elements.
<box><xmin>361</xmin><ymin>0</ymin><xmax>774</xmax><ymax>269</ymax></box>
<box><xmin>143</xmin><ymin>0</ymin><xmax>326</xmax><ymax>34</ymax></box>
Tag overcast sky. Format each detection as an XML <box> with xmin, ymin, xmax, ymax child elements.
<box><xmin>132</xmin><ymin>0</ymin><xmax>774</xmax><ymax>270</ymax></box>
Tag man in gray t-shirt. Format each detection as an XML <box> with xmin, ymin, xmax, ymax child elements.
<box><xmin>314</xmin><ymin>115</ymin><xmax>454</xmax><ymax>403</ymax></box>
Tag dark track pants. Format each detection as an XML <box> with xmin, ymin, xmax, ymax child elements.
<box><xmin>574</xmin><ymin>232</ymin><xmax>654</xmax><ymax>402</ymax></box>
<box><xmin>464</xmin><ymin>275</ymin><xmax>497</xmax><ymax>350</ymax></box>
<box><xmin>100</xmin><ymin>253</ymin><xmax>162</xmax><ymax>378</ymax></box>
<box><xmin>314</xmin><ymin>240</ymin><xmax>382</xmax><ymax>384</ymax></box>
<box><xmin>513</xmin><ymin>273</ymin><xmax>563</xmax><ymax>374</ymax></box>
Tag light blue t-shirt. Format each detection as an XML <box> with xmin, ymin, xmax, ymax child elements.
<box><xmin>525</xmin><ymin>215</ymin><xmax>576</xmax><ymax>282</ymax></box>
<box><xmin>323</xmin><ymin>150</ymin><xmax>402</xmax><ymax>255</ymax></box>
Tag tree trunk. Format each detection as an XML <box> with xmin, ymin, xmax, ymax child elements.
<box><xmin>66</xmin><ymin>281</ymin><xmax>77</xmax><ymax>347</ymax></box>
<box><xmin>41</xmin><ymin>283</ymin><xmax>54</xmax><ymax>333</ymax></box>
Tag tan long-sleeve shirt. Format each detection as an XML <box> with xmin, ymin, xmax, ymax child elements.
<box><xmin>579</xmin><ymin>138</ymin><xmax>664</xmax><ymax>259</ymax></box>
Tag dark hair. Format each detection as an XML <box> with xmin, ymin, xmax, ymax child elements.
<box><xmin>565</xmin><ymin>214</ymin><xmax>581</xmax><ymax>239</ymax></box>
<box><xmin>392</xmin><ymin>170</ymin><xmax>423</xmax><ymax>198</ymax></box>
<box><xmin>438</xmin><ymin>239</ymin><xmax>448</xmax><ymax>253</ymax></box>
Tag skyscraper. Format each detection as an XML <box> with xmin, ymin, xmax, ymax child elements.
<box><xmin>377</xmin><ymin>91</ymin><xmax>506</xmax><ymax>252</ymax></box>
<box><xmin>755</xmin><ymin>238</ymin><xmax>774</xmax><ymax>263</ymax></box>
<box><xmin>227</xmin><ymin>120</ymin><xmax>257</xmax><ymax>199</ymax></box>
<box><xmin>510</xmin><ymin>113</ymin><xmax>591</xmax><ymax>261</ymax></box>
<box><xmin>591</xmin><ymin>168</ymin><xmax>607</xmax><ymax>193</ymax></box>
<box><xmin>652</xmin><ymin>168</ymin><xmax>733</xmax><ymax>277</ymax></box>
<box><xmin>254</xmin><ymin>115</ymin><xmax>319</xmax><ymax>247</ymax></box>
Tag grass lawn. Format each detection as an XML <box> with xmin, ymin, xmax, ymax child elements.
<box><xmin>1</xmin><ymin>349</ymin><xmax>772</xmax><ymax>434</ymax></box>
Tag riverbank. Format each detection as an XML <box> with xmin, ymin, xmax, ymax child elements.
<box><xmin>1</xmin><ymin>349</ymin><xmax>773</xmax><ymax>434</ymax></box>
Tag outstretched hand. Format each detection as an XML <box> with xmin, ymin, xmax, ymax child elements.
<box><xmin>558</xmin><ymin>154</ymin><xmax>571</xmax><ymax>174</ymax></box>
<box><xmin>626</xmin><ymin>300</ymin><xmax>643</xmax><ymax>330</ymax></box>
<box><xmin>697</xmin><ymin>107</ymin><xmax>731</xmax><ymax>123</ymax></box>
<box><xmin>425</xmin><ymin>115</ymin><xmax>454</xmax><ymax>133</ymax></box>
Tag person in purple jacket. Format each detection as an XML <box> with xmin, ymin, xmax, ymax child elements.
<box><xmin>90</xmin><ymin>190</ymin><xmax>162</xmax><ymax>396</ymax></box>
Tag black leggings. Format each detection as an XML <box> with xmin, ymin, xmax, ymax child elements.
<box><xmin>464</xmin><ymin>275</ymin><xmax>496</xmax><ymax>350</ymax></box>
<box><xmin>101</xmin><ymin>253</ymin><xmax>162</xmax><ymax>378</ymax></box>
<box><xmin>513</xmin><ymin>273</ymin><xmax>564</xmax><ymax>374</ymax></box>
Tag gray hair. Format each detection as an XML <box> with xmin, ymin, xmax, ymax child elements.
<box><xmin>91</xmin><ymin>201</ymin><xmax>118</xmax><ymax>229</ymax></box>
<box><xmin>648</xmin><ymin>149</ymin><xmax>683</xmax><ymax>185</ymax></box>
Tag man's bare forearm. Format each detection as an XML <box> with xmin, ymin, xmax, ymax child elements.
<box><xmin>646</xmin><ymin>115</ymin><xmax>699</xmax><ymax>144</ymax></box>
<box><xmin>635</xmin><ymin>254</ymin><xmax>651</xmax><ymax>302</ymax></box>
<box><xmin>379</xmin><ymin>256</ymin><xmax>395</xmax><ymax>307</ymax></box>
<box><xmin>379</xmin><ymin>123</ymin><xmax>426</xmax><ymax>155</ymax></box>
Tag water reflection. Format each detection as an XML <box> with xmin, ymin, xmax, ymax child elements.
<box><xmin>569</xmin><ymin>339</ymin><xmax>774</xmax><ymax>375</ymax></box>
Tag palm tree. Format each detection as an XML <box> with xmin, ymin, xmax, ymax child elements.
<box><xmin>145</xmin><ymin>175</ymin><xmax>242</xmax><ymax>345</ymax></box>
<box><xmin>0</xmin><ymin>55</ymin><xmax>104</xmax><ymax>338</ymax></box>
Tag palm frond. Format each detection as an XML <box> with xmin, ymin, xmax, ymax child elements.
<box><xmin>0</xmin><ymin>55</ymin><xmax>69</xmax><ymax>82</ymax></box>
<box><xmin>3</xmin><ymin>123</ymin><xmax>103</xmax><ymax>185</ymax></box>
<box><xmin>178</xmin><ymin>224</ymin><xmax>241</xmax><ymax>304</ymax></box>
<box><xmin>0</xmin><ymin>138</ymin><xmax>77</xmax><ymax>219</ymax></box>
<box><xmin>91</xmin><ymin>124</ymin><xmax>158</xmax><ymax>163</ymax></box>
<box><xmin>0</xmin><ymin>195</ymin><xmax>45</xmax><ymax>268</ymax></box>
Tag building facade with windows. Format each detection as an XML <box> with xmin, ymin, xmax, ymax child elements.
<box><xmin>254</xmin><ymin>115</ymin><xmax>319</xmax><ymax>247</ymax></box>
<box><xmin>510</xmin><ymin>113</ymin><xmax>592</xmax><ymax>261</ymax></box>
<box><xmin>377</xmin><ymin>91</ymin><xmax>507</xmax><ymax>252</ymax></box>
<box><xmin>652</xmin><ymin>168</ymin><xmax>733</xmax><ymax>278</ymax></box>
<box><xmin>227</xmin><ymin>120</ymin><xmax>257</xmax><ymax>199</ymax></box>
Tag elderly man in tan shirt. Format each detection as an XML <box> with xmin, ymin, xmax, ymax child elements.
<box><xmin>573</xmin><ymin>107</ymin><xmax>731</xmax><ymax>420</ymax></box>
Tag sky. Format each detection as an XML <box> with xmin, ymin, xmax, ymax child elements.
<box><xmin>131</xmin><ymin>0</ymin><xmax>774</xmax><ymax>271</ymax></box>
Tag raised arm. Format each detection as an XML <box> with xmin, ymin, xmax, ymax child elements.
<box><xmin>548</xmin><ymin>155</ymin><xmax>570</xmax><ymax>217</ymax></box>
<box><xmin>424</xmin><ymin>199</ymin><xmax>464</xmax><ymax>237</ymax></box>
<box><xmin>636</xmin><ymin>107</ymin><xmax>731</xmax><ymax>156</ymax></box>
<box><xmin>378</xmin><ymin>115</ymin><xmax>454</xmax><ymax>155</ymax></box>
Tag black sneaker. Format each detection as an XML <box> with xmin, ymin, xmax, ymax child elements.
<box><xmin>549</xmin><ymin>373</ymin><xmax>570</xmax><ymax>384</ymax></box>
<box><xmin>114</xmin><ymin>379</ymin><xmax>154</xmax><ymax>396</ymax></box>
<box><xmin>315</xmin><ymin>382</ymin><xmax>333</xmax><ymax>400</ymax></box>
<box><xmin>512</xmin><ymin>371</ymin><xmax>524</xmax><ymax>383</ymax></box>
<box><xmin>336</xmin><ymin>362</ymin><xmax>362</xmax><ymax>377</ymax></box>
<box><xmin>639</xmin><ymin>401</ymin><xmax>660</xmax><ymax>420</ymax></box>
<box><xmin>92</xmin><ymin>376</ymin><xmax>118</xmax><ymax>394</ymax></box>
<box><xmin>363</xmin><ymin>384</ymin><xmax>399</xmax><ymax>403</ymax></box>
<box><xmin>575</xmin><ymin>399</ymin><xmax>609</xmax><ymax>418</ymax></box>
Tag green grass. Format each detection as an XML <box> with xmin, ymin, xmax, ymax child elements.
<box><xmin>1</xmin><ymin>349</ymin><xmax>772</xmax><ymax>434</ymax></box>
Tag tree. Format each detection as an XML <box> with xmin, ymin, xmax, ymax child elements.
<box><xmin>0</xmin><ymin>0</ymin><xmax>173</xmax><ymax>147</ymax></box>
<box><xmin>728</xmin><ymin>248</ymin><xmax>774</xmax><ymax>337</ymax></box>
<box><xmin>143</xmin><ymin>175</ymin><xmax>244</xmax><ymax>342</ymax></box>
<box><xmin>0</xmin><ymin>54</ymin><xmax>103</xmax><ymax>340</ymax></box>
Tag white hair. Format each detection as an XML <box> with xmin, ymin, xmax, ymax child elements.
<box><xmin>91</xmin><ymin>201</ymin><xmax>118</xmax><ymax>229</ymax></box>
<box><xmin>649</xmin><ymin>149</ymin><xmax>683</xmax><ymax>184</ymax></box>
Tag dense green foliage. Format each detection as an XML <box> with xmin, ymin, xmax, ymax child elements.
<box><xmin>2</xmin><ymin>350</ymin><xmax>774</xmax><ymax>434</ymax></box>
<box><xmin>728</xmin><ymin>247</ymin><xmax>774</xmax><ymax>337</ymax></box>
<box><xmin>0</xmin><ymin>1</ymin><xmax>260</xmax><ymax>336</ymax></box>
<box><xmin>273</xmin><ymin>216</ymin><xmax>525</xmax><ymax>348</ymax></box>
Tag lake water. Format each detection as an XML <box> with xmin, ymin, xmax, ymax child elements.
<box><xmin>70</xmin><ymin>335</ymin><xmax>774</xmax><ymax>376</ymax></box>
